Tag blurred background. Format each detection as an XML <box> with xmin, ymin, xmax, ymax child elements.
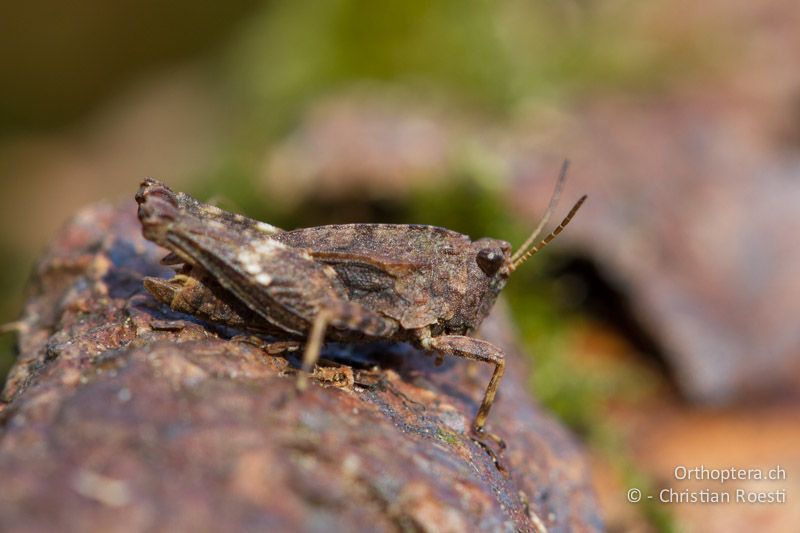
<box><xmin>1</xmin><ymin>1</ymin><xmax>799</xmax><ymax>530</ymax></box>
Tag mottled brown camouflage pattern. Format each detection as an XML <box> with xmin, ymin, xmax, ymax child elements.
<box><xmin>135</xmin><ymin>178</ymin><xmax>581</xmax><ymax>432</ymax></box>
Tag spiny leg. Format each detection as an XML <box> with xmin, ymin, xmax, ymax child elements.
<box><xmin>419</xmin><ymin>334</ymin><xmax>506</xmax><ymax>436</ymax></box>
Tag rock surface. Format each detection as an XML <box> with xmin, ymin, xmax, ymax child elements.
<box><xmin>267</xmin><ymin>85</ymin><xmax>800</xmax><ymax>405</ymax></box>
<box><xmin>512</xmin><ymin>93</ymin><xmax>800</xmax><ymax>404</ymax></box>
<box><xmin>0</xmin><ymin>202</ymin><xmax>601</xmax><ymax>532</ymax></box>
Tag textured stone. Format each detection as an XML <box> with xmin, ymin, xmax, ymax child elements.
<box><xmin>0</xmin><ymin>202</ymin><xmax>600</xmax><ymax>532</ymax></box>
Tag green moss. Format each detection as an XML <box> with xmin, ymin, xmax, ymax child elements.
<box><xmin>217</xmin><ymin>0</ymin><xmax>727</xmax><ymax>164</ymax></box>
<box><xmin>507</xmin><ymin>277</ymin><xmax>677</xmax><ymax>531</ymax></box>
<box><xmin>434</xmin><ymin>427</ymin><xmax>461</xmax><ymax>446</ymax></box>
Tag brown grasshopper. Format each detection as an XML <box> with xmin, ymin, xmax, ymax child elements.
<box><xmin>135</xmin><ymin>162</ymin><xmax>585</xmax><ymax>434</ymax></box>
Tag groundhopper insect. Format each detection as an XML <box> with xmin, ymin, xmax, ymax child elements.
<box><xmin>136</xmin><ymin>162</ymin><xmax>585</xmax><ymax>434</ymax></box>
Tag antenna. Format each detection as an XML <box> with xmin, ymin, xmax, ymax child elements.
<box><xmin>510</xmin><ymin>159</ymin><xmax>570</xmax><ymax>264</ymax></box>
<box><xmin>509</xmin><ymin>194</ymin><xmax>587</xmax><ymax>272</ymax></box>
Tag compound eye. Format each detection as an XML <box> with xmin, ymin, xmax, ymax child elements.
<box><xmin>476</xmin><ymin>248</ymin><xmax>505</xmax><ymax>276</ymax></box>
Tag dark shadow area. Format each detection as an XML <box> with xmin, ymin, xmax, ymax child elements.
<box><xmin>554</xmin><ymin>255</ymin><xmax>676</xmax><ymax>383</ymax></box>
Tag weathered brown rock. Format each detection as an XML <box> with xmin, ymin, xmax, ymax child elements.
<box><xmin>510</xmin><ymin>91</ymin><xmax>800</xmax><ymax>404</ymax></box>
<box><xmin>0</xmin><ymin>202</ymin><xmax>600</xmax><ymax>532</ymax></box>
<box><xmin>265</xmin><ymin>72</ymin><xmax>800</xmax><ymax>405</ymax></box>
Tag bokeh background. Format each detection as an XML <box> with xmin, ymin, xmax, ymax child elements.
<box><xmin>2</xmin><ymin>1</ymin><xmax>799</xmax><ymax>530</ymax></box>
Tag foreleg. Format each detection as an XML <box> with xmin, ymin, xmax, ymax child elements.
<box><xmin>420</xmin><ymin>334</ymin><xmax>505</xmax><ymax>433</ymax></box>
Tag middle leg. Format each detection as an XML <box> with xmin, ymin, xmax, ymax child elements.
<box><xmin>297</xmin><ymin>300</ymin><xmax>398</xmax><ymax>390</ymax></box>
